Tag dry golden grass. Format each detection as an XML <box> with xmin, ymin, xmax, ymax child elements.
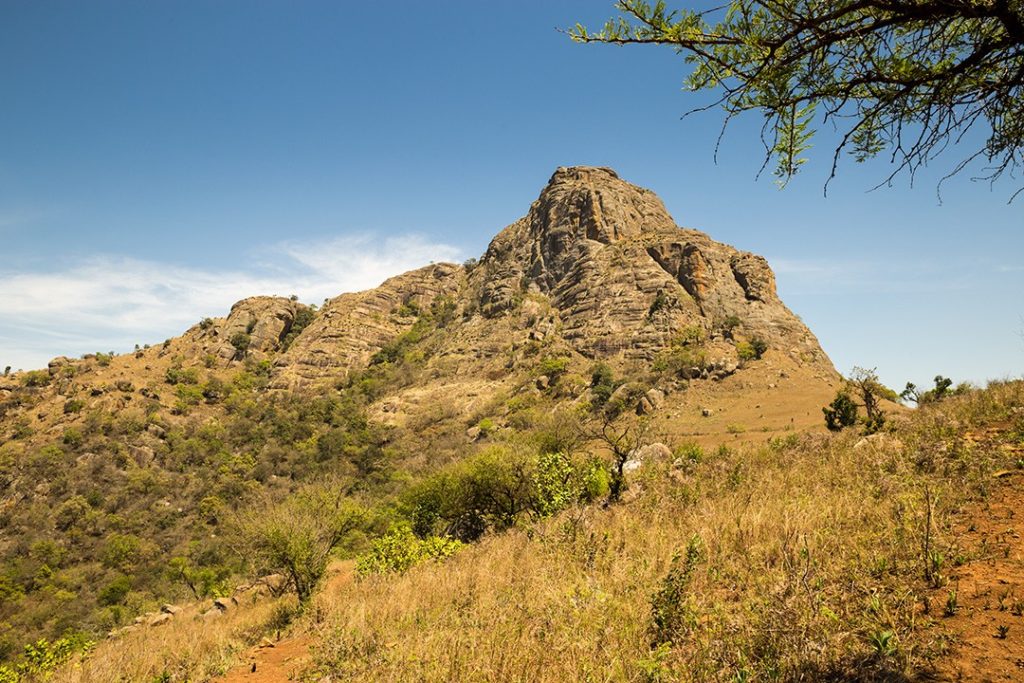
<box><xmin>54</xmin><ymin>592</ymin><xmax>296</xmax><ymax>683</ymax></box>
<box><xmin>300</xmin><ymin>382</ymin><xmax>1023</xmax><ymax>682</ymax></box>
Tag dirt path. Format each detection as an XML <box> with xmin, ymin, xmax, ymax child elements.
<box><xmin>218</xmin><ymin>636</ymin><xmax>313</xmax><ymax>683</ymax></box>
<box><xmin>215</xmin><ymin>561</ymin><xmax>354</xmax><ymax>683</ymax></box>
<box><xmin>931</xmin><ymin>430</ymin><xmax>1024</xmax><ymax>681</ymax></box>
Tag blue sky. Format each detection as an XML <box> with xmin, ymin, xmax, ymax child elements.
<box><xmin>1</xmin><ymin>1</ymin><xmax>1021</xmax><ymax>390</ymax></box>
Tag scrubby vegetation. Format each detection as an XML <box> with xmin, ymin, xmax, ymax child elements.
<box><xmin>302</xmin><ymin>381</ymin><xmax>1024</xmax><ymax>682</ymax></box>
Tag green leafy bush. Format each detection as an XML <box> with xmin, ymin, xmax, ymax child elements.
<box><xmin>232</xmin><ymin>484</ymin><xmax>365</xmax><ymax>604</ymax></box>
<box><xmin>20</xmin><ymin>371</ymin><xmax>50</xmax><ymax>388</ymax></box>
<box><xmin>229</xmin><ymin>332</ymin><xmax>251</xmax><ymax>359</ymax></box>
<box><xmin>164</xmin><ymin>366</ymin><xmax>199</xmax><ymax>385</ymax></box>
<box><xmin>281</xmin><ymin>306</ymin><xmax>316</xmax><ymax>350</ymax></box>
<box><xmin>537</xmin><ymin>356</ymin><xmax>571</xmax><ymax>382</ymax></box>
<box><xmin>736</xmin><ymin>337</ymin><xmax>768</xmax><ymax>361</ymax></box>
<box><xmin>355</xmin><ymin>525</ymin><xmax>463</xmax><ymax>576</ymax></box>
<box><xmin>650</xmin><ymin>536</ymin><xmax>705</xmax><ymax>646</ymax></box>
<box><xmin>823</xmin><ymin>391</ymin><xmax>858</xmax><ymax>431</ymax></box>
<box><xmin>405</xmin><ymin>446</ymin><xmax>604</xmax><ymax>542</ymax></box>
<box><xmin>97</xmin><ymin>575</ymin><xmax>131</xmax><ymax>606</ymax></box>
<box><xmin>590</xmin><ymin>363</ymin><xmax>620</xmax><ymax>408</ymax></box>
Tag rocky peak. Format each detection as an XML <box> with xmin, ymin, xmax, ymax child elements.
<box><xmin>530</xmin><ymin>166</ymin><xmax>675</xmax><ymax>246</ymax></box>
<box><xmin>472</xmin><ymin>167</ymin><xmax>830</xmax><ymax>369</ymax></box>
<box><xmin>480</xmin><ymin>167</ymin><xmax>677</xmax><ymax>301</ymax></box>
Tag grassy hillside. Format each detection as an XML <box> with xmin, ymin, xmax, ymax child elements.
<box><xmin>44</xmin><ymin>379</ymin><xmax>1024</xmax><ymax>682</ymax></box>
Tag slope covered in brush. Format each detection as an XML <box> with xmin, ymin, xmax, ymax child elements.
<box><xmin>0</xmin><ymin>167</ymin><xmax>839</xmax><ymax>666</ymax></box>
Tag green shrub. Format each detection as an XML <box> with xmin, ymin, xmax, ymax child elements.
<box><xmin>477</xmin><ymin>417</ymin><xmax>496</xmax><ymax>436</ymax></box>
<box><xmin>63</xmin><ymin>399</ymin><xmax>85</xmax><ymax>414</ymax></box>
<box><xmin>653</xmin><ymin>344</ymin><xmax>708</xmax><ymax>378</ymax></box>
<box><xmin>8</xmin><ymin>634</ymin><xmax>93</xmax><ymax>678</ymax></box>
<box><xmin>174</xmin><ymin>383</ymin><xmax>204</xmax><ymax>409</ymax></box>
<box><xmin>232</xmin><ymin>484</ymin><xmax>365</xmax><ymax>604</ymax></box>
<box><xmin>229</xmin><ymin>332</ymin><xmax>251</xmax><ymax>359</ymax></box>
<box><xmin>20</xmin><ymin>371</ymin><xmax>50</xmax><ymax>388</ymax></box>
<box><xmin>674</xmin><ymin>441</ymin><xmax>704</xmax><ymax>463</ymax></box>
<box><xmin>406</xmin><ymin>446</ymin><xmax>603</xmax><ymax>542</ymax></box>
<box><xmin>736</xmin><ymin>337</ymin><xmax>768</xmax><ymax>361</ymax></box>
<box><xmin>823</xmin><ymin>391</ymin><xmax>858</xmax><ymax>431</ymax></box>
<box><xmin>647</xmin><ymin>290</ymin><xmax>672</xmax><ymax>317</ymax></box>
<box><xmin>164</xmin><ymin>366</ymin><xmax>199</xmax><ymax>385</ymax></box>
<box><xmin>537</xmin><ymin>356</ymin><xmax>571</xmax><ymax>382</ymax></box>
<box><xmin>677</xmin><ymin>325</ymin><xmax>705</xmax><ymax>344</ymax></box>
<box><xmin>650</xmin><ymin>536</ymin><xmax>705</xmax><ymax>646</ymax></box>
<box><xmin>750</xmin><ymin>337</ymin><xmax>768</xmax><ymax>359</ymax></box>
<box><xmin>281</xmin><ymin>306</ymin><xmax>316</xmax><ymax>350</ymax></box>
<box><xmin>721</xmin><ymin>315</ymin><xmax>741</xmax><ymax>337</ymax></box>
<box><xmin>97</xmin><ymin>575</ymin><xmax>132</xmax><ymax>606</ymax></box>
<box><xmin>62</xmin><ymin>428</ymin><xmax>83</xmax><ymax>449</ymax></box>
<box><xmin>590</xmin><ymin>363</ymin><xmax>619</xmax><ymax>408</ymax></box>
<box><xmin>355</xmin><ymin>525</ymin><xmax>463</xmax><ymax>576</ymax></box>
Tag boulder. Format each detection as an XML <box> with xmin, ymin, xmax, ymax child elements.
<box><xmin>213</xmin><ymin>596</ymin><xmax>237</xmax><ymax>612</ymax></box>
<box><xmin>47</xmin><ymin>356</ymin><xmax>73</xmax><ymax>376</ymax></box>
<box><xmin>149</xmin><ymin>613</ymin><xmax>172</xmax><ymax>627</ymax></box>
<box><xmin>636</xmin><ymin>388</ymin><xmax>665</xmax><ymax>415</ymax></box>
<box><xmin>632</xmin><ymin>443</ymin><xmax>673</xmax><ymax>462</ymax></box>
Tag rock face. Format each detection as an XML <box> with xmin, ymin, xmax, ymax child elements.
<box><xmin>186</xmin><ymin>296</ymin><xmax>311</xmax><ymax>363</ymax></box>
<box><xmin>273</xmin><ymin>263</ymin><xmax>462</xmax><ymax>386</ymax></box>
<box><xmin>471</xmin><ymin>166</ymin><xmax>828</xmax><ymax>364</ymax></box>
<box><xmin>202</xmin><ymin>166</ymin><xmax>831</xmax><ymax>388</ymax></box>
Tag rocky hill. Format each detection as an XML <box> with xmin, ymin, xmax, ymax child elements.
<box><xmin>0</xmin><ymin>166</ymin><xmax>841</xmax><ymax>666</ymax></box>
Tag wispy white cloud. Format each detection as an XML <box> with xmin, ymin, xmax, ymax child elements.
<box><xmin>0</xmin><ymin>234</ymin><xmax>463</xmax><ymax>371</ymax></box>
<box><xmin>768</xmin><ymin>256</ymin><xmax>973</xmax><ymax>294</ymax></box>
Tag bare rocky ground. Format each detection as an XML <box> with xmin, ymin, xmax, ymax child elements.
<box><xmin>929</xmin><ymin>427</ymin><xmax>1024</xmax><ymax>681</ymax></box>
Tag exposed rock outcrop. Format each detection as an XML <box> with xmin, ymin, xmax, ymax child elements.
<box><xmin>258</xmin><ymin>165</ymin><xmax>832</xmax><ymax>389</ymax></box>
<box><xmin>273</xmin><ymin>263</ymin><xmax>462</xmax><ymax>387</ymax></box>
<box><xmin>469</xmin><ymin>166</ymin><xmax>829</xmax><ymax>364</ymax></box>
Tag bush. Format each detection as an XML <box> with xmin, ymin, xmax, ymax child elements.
<box><xmin>736</xmin><ymin>341</ymin><xmax>757</xmax><ymax>361</ymax></box>
<box><xmin>652</xmin><ymin>344</ymin><xmax>708</xmax><ymax>378</ymax></box>
<box><xmin>650</xmin><ymin>536</ymin><xmax>704</xmax><ymax>646</ymax></box>
<box><xmin>476</xmin><ymin>417</ymin><xmax>496</xmax><ymax>436</ymax></box>
<box><xmin>537</xmin><ymin>356</ymin><xmax>571</xmax><ymax>382</ymax></box>
<box><xmin>97</xmin><ymin>575</ymin><xmax>131</xmax><ymax>606</ymax></box>
<box><xmin>355</xmin><ymin>525</ymin><xmax>463</xmax><ymax>576</ymax></box>
<box><xmin>20</xmin><ymin>371</ymin><xmax>50</xmax><ymax>388</ymax></box>
<box><xmin>590</xmin><ymin>363</ymin><xmax>619</xmax><ymax>408</ymax></box>
<box><xmin>720</xmin><ymin>315</ymin><xmax>741</xmax><ymax>338</ymax></box>
<box><xmin>229</xmin><ymin>332</ymin><xmax>251</xmax><ymax>360</ymax></box>
<box><xmin>823</xmin><ymin>391</ymin><xmax>858</xmax><ymax>431</ymax></box>
<box><xmin>647</xmin><ymin>290</ymin><xmax>672</xmax><ymax>317</ymax></box>
<box><xmin>164</xmin><ymin>366</ymin><xmax>199</xmax><ymax>385</ymax></box>
<box><xmin>232</xmin><ymin>484</ymin><xmax>364</xmax><ymax>604</ymax></box>
<box><xmin>281</xmin><ymin>306</ymin><xmax>316</xmax><ymax>350</ymax></box>
<box><xmin>736</xmin><ymin>337</ymin><xmax>768</xmax><ymax>361</ymax></box>
<box><xmin>62</xmin><ymin>399</ymin><xmax>84</xmax><ymax>414</ymax></box>
<box><xmin>405</xmin><ymin>446</ymin><xmax>603</xmax><ymax>542</ymax></box>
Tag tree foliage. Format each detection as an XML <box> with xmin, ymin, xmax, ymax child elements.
<box><xmin>572</xmin><ymin>1</ymin><xmax>1024</xmax><ymax>198</ymax></box>
<box><xmin>231</xmin><ymin>483</ymin><xmax>364</xmax><ymax>605</ymax></box>
<box><xmin>823</xmin><ymin>389</ymin><xmax>858</xmax><ymax>431</ymax></box>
